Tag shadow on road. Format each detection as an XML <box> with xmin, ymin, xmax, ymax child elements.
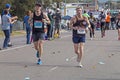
<box><xmin>0</xmin><ymin>61</ymin><xmax>80</xmax><ymax>68</ymax></box>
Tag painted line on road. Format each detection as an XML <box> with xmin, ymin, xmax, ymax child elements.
<box><xmin>0</xmin><ymin>45</ymin><xmax>30</xmax><ymax>53</ymax></box>
<box><xmin>48</xmin><ymin>66</ymin><xmax>58</xmax><ymax>72</ymax></box>
<box><xmin>0</xmin><ymin>34</ymin><xmax>71</xmax><ymax>53</ymax></box>
<box><xmin>61</xmin><ymin>35</ymin><xmax>71</xmax><ymax>39</ymax></box>
<box><xmin>70</xmin><ymin>56</ymin><xmax>76</xmax><ymax>61</ymax></box>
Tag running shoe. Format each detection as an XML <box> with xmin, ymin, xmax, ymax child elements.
<box><xmin>78</xmin><ymin>62</ymin><xmax>83</xmax><ymax>68</ymax></box>
<box><xmin>8</xmin><ymin>44</ymin><xmax>13</xmax><ymax>47</ymax></box>
<box><xmin>36</xmin><ymin>51</ymin><xmax>39</xmax><ymax>58</ymax></box>
<box><xmin>90</xmin><ymin>38</ymin><xmax>93</xmax><ymax>40</ymax></box>
<box><xmin>37</xmin><ymin>59</ymin><xmax>42</xmax><ymax>65</ymax></box>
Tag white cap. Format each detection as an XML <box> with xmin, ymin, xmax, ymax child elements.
<box><xmin>57</xmin><ymin>8</ymin><xmax>60</xmax><ymax>11</ymax></box>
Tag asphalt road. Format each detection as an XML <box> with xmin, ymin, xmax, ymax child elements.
<box><xmin>0</xmin><ymin>30</ymin><xmax>120</xmax><ymax>80</ymax></box>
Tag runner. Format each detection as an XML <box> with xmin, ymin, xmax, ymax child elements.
<box><xmin>105</xmin><ymin>12</ymin><xmax>111</xmax><ymax>30</ymax></box>
<box><xmin>99</xmin><ymin>11</ymin><xmax>106</xmax><ymax>38</ymax></box>
<box><xmin>110</xmin><ymin>14</ymin><xmax>116</xmax><ymax>30</ymax></box>
<box><xmin>70</xmin><ymin>7</ymin><xmax>90</xmax><ymax>68</ymax></box>
<box><xmin>116</xmin><ymin>12</ymin><xmax>120</xmax><ymax>40</ymax></box>
<box><xmin>89</xmin><ymin>13</ymin><xmax>96</xmax><ymax>40</ymax></box>
<box><xmin>83</xmin><ymin>10</ymin><xmax>90</xmax><ymax>18</ymax></box>
<box><xmin>31</xmin><ymin>3</ymin><xmax>50</xmax><ymax>65</ymax></box>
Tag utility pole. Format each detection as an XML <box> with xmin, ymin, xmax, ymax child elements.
<box><xmin>108</xmin><ymin>0</ymin><xmax>111</xmax><ymax>10</ymax></box>
<box><xmin>95</xmin><ymin>0</ymin><xmax>98</xmax><ymax>10</ymax></box>
<box><xmin>64</xmin><ymin>0</ymin><xmax>66</xmax><ymax>16</ymax></box>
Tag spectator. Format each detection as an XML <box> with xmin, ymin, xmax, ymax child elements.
<box><xmin>1</xmin><ymin>4</ymin><xmax>18</xmax><ymax>47</ymax></box>
<box><xmin>1</xmin><ymin>10</ymin><xmax>17</xmax><ymax>49</ymax></box>
<box><xmin>23</xmin><ymin>10</ymin><xmax>32</xmax><ymax>44</ymax></box>
<box><xmin>53</xmin><ymin>8</ymin><xmax>61</xmax><ymax>38</ymax></box>
<box><xmin>47</xmin><ymin>10</ymin><xmax>54</xmax><ymax>40</ymax></box>
<box><xmin>105</xmin><ymin>12</ymin><xmax>111</xmax><ymax>30</ymax></box>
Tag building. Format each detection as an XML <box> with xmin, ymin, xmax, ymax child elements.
<box><xmin>61</xmin><ymin>2</ymin><xmax>99</xmax><ymax>17</ymax></box>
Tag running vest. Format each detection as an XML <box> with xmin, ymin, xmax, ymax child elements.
<box><xmin>32</xmin><ymin>12</ymin><xmax>44</xmax><ymax>34</ymax></box>
<box><xmin>117</xmin><ymin>19</ymin><xmax>120</xmax><ymax>27</ymax></box>
<box><xmin>73</xmin><ymin>15</ymin><xmax>87</xmax><ymax>36</ymax></box>
<box><xmin>89</xmin><ymin>16</ymin><xmax>95</xmax><ymax>27</ymax></box>
<box><xmin>100</xmin><ymin>13</ymin><xmax>106</xmax><ymax>22</ymax></box>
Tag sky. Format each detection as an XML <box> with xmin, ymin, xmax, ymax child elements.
<box><xmin>98</xmin><ymin>0</ymin><xmax>119</xmax><ymax>3</ymax></box>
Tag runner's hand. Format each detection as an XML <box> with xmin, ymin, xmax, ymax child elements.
<box><xmin>73</xmin><ymin>27</ymin><xmax>78</xmax><ymax>30</ymax></box>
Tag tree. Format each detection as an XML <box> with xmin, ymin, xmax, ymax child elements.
<box><xmin>12</xmin><ymin>0</ymin><xmax>35</xmax><ymax>20</ymax></box>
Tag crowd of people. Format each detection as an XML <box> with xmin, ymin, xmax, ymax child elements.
<box><xmin>1</xmin><ymin>3</ymin><xmax>120</xmax><ymax>67</ymax></box>
<box><xmin>97</xmin><ymin>11</ymin><xmax>120</xmax><ymax>40</ymax></box>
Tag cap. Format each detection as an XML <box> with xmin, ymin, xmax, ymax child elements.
<box><xmin>5</xmin><ymin>4</ymin><xmax>11</xmax><ymax>8</ymax></box>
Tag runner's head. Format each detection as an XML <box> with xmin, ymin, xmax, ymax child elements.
<box><xmin>90</xmin><ymin>13</ymin><xmax>93</xmax><ymax>16</ymax></box>
<box><xmin>35</xmin><ymin>3</ymin><xmax>42</xmax><ymax>12</ymax></box>
<box><xmin>76</xmin><ymin>6</ymin><xmax>82</xmax><ymax>15</ymax></box>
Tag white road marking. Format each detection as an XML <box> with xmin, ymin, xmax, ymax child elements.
<box><xmin>0</xmin><ymin>45</ymin><xmax>30</xmax><ymax>53</ymax></box>
<box><xmin>48</xmin><ymin>66</ymin><xmax>58</xmax><ymax>72</ymax></box>
<box><xmin>0</xmin><ymin>35</ymin><xmax>71</xmax><ymax>53</ymax></box>
<box><xmin>61</xmin><ymin>35</ymin><xmax>71</xmax><ymax>39</ymax></box>
<box><xmin>70</xmin><ymin>56</ymin><xmax>76</xmax><ymax>61</ymax></box>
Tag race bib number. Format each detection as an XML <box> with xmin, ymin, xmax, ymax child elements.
<box><xmin>77</xmin><ymin>28</ymin><xmax>85</xmax><ymax>34</ymax></box>
<box><xmin>89</xmin><ymin>19</ymin><xmax>93</xmax><ymax>22</ymax></box>
<box><xmin>82</xmin><ymin>21</ymin><xmax>87</xmax><ymax>25</ymax></box>
<box><xmin>101</xmin><ymin>19</ymin><xmax>105</xmax><ymax>22</ymax></box>
<box><xmin>34</xmin><ymin>21</ymin><xmax>42</xmax><ymax>28</ymax></box>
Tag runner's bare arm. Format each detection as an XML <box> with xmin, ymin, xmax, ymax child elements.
<box><xmin>70</xmin><ymin>16</ymin><xmax>78</xmax><ymax>30</ymax></box>
<box><xmin>43</xmin><ymin>13</ymin><xmax>50</xmax><ymax>24</ymax></box>
<box><xmin>84</xmin><ymin>16</ymin><xmax>91</xmax><ymax>28</ymax></box>
<box><xmin>83</xmin><ymin>16</ymin><xmax>91</xmax><ymax>33</ymax></box>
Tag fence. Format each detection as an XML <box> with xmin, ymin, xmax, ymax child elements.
<box><xmin>0</xmin><ymin>21</ymin><xmax>25</xmax><ymax>31</ymax></box>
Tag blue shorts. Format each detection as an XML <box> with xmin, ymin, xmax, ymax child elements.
<box><xmin>72</xmin><ymin>36</ymin><xmax>85</xmax><ymax>43</ymax></box>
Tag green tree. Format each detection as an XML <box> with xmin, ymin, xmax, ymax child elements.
<box><xmin>12</xmin><ymin>0</ymin><xmax>35</xmax><ymax>20</ymax></box>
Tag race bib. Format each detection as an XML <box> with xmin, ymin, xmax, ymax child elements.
<box><xmin>89</xmin><ymin>19</ymin><xmax>93</xmax><ymax>22</ymax></box>
<box><xmin>34</xmin><ymin>21</ymin><xmax>42</xmax><ymax>28</ymax></box>
<box><xmin>101</xmin><ymin>19</ymin><xmax>105</xmax><ymax>22</ymax></box>
<box><xmin>77</xmin><ymin>28</ymin><xmax>85</xmax><ymax>34</ymax></box>
<box><xmin>82</xmin><ymin>21</ymin><xmax>87</xmax><ymax>25</ymax></box>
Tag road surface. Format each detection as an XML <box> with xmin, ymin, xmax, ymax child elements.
<box><xmin>0</xmin><ymin>30</ymin><xmax>120</xmax><ymax>80</ymax></box>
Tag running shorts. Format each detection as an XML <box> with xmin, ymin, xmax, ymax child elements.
<box><xmin>72</xmin><ymin>36</ymin><xmax>85</xmax><ymax>43</ymax></box>
<box><xmin>32</xmin><ymin>33</ymin><xmax>45</xmax><ymax>42</ymax></box>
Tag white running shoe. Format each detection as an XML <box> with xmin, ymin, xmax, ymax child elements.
<box><xmin>90</xmin><ymin>38</ymin><xmax>93</xmax><ymax>40</ymax></box>
<box><xmin>78</xmin><ymin>62</ymin><xmax>83</xmax><ymax>68</ymax></box>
